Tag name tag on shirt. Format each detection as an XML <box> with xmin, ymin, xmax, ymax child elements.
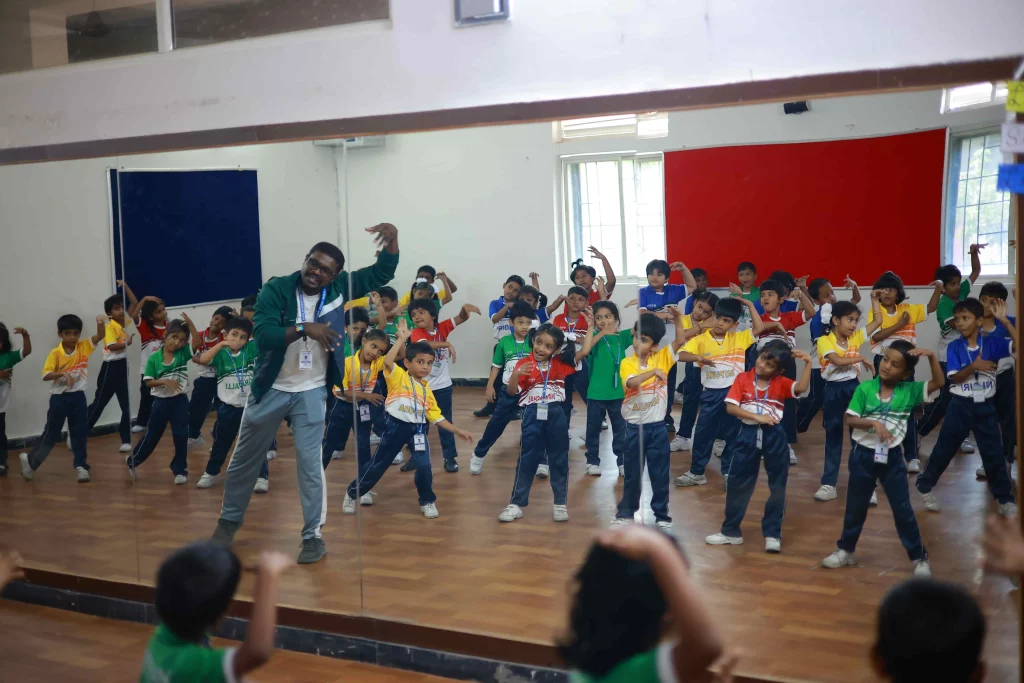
<box><xmin>536</xmin><ymin>403</ymin><xmax>549</xmax><ymax>421</ymax></box>
<box><xmin>299</xmin><ymin>350</ymin><xmax>313</xmax><ymax>370</ymax></box>
<box><xmin>874</xmin><ymin>443</ymin><xmax>889</xmax><ymax>464</ymax></box>
<box><xmin>972</xmin><ymin>380</ymin><xmax>986</xmax><ymax>403</ymax></box>
<box><xmin>755</xmin><ymin>427</ymin><xmax>762</xmax><ymax>450</ymax></box>
<box><xmin>359</xmin><ymin>404</ymin><xmax>371</xmax><ymax>422</ymax></box>
<box><xmin>413</xmin><ymin>433</ymin><xmax>427</xmax><ymax>451</ymax></box>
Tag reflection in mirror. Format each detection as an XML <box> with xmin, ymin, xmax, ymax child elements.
<box><xmin>342</xmin><ymin>88</ymin><xmax>1019</xmax><ymax>680</ymax></box>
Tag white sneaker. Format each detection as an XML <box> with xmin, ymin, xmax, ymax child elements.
<box><xmin>675</xmin><ymin>471</ymin><xmax>707</xmax><ymax>487</ymax></box>
<box><xmin>976</xmin><ymin>466</ymin><xmax>987</xmax><ymax>479</ymax></box>
<box><xmin>920</xmin><ymin>490</ymin><xmax>941</xmax><ymax>512</ymax></box>
<box><xmin>196</xmin><ymin>473</ymin><xmax>218</xmax><ymax>489</ymax></box>
<box><xmin>19</xmin><ymin>453</ymin><xmax>33</xmax><ymax>481</ymax></box>
<box><xmin>498</xmin><ymin>504</ymin><xmax>524</xmax><ymax>522</ymax></box>
<box><xmin>822</xmin><ymin>548</ymin><xmax>856</xmax><ymax>569</ymax></box>
<box><xmin>712</xmin><ymin>440</ymin><xmax>726</xmax><ymax>458</ymax></box>
<box><xmin>253</xmin><ymin>477</ymin><xmax>269</xmax><ymax>494</ymax></box>
<box><xmin>66</xmin><ymin>436</ymin><xmax>72</xmax><ymax>450</ymax></box>
<box><xmin>788</xmin><ymin>446</ymin><xmax>797</xmax><ymax>465</ymax></box>
<box><xmin>609</xmin><ymin>517</ymin><xmax>631</xmax><ymax>528</ymax></box>
<box><xmin>421</xmin><ymin>503</ymin><xmax>439</xmax><ymax>519</ymax></box>
<box><xmin>370</xmin><ymin>433</ymin><xmax>382</xmax><ymax>446</ymax></box>
<box><xmin>331</xmin><ymin>451</ymin><xmax>343</xmax><ymax>460</ymax></box>
<box><xmin>76</xmin><ymin>467</ymin><xmax>90</xmax><ymax>483</ymax></box>
<box><xmin>187</xmin><ymin>436</ymin><xmax>205</xmax><ymax>450</ymax></box>
<box><xmin>536</xmin><ymin>464</ymin><xmax>549</xmax><ymax>479</ymax></box>
<box><xmin>342</xmin><ymin>494</ymin><xmax>356</xmax><ymax>514</ymax></box>
<box><xmin>553</xmin><ymin>504</ymin><xmax>569</xmax><ymax>522</ymax></box>
<box><xmin>869</xmin><ymin>491</ymin><xmax>878</xmax><ymax>506</ymax></box>
<box><xmin>173</xmin><ymin>474</ymin><xmax>188</xmax><ymax>485</ymax></box>
<box><xmin>999</xmin><ymin>502</ymin><xmax>1018</xmax><ymax>517</ymax></box>
<box><xmin>907</xmin><ymin>458</ymin><xmax>921</xmax><ymax>473</ymax></box>
<box><xmin>670</xmin><ymin>436</ymin><xmax>692</xmax><ymax>452</ymax></box>
<box><xmin>118</xmin><ymin>443</ymin><xmax>131</xmax><ymax>453</ymax></box>
<box><xmin>705</xmin><ymin>533</ymin><xmax>743</xmax><ymax>546</ymax></box>
<box><xmin>392</xmin><ymin>453</ymin><xmax>404</xmax><ymax>465</ymax></box>
<box><xmin>618</xmin><ymin>465</ymin><xmax>624</xmax><ymax>477</ymax></box>
<box><xmin>585</xmin><ymin>464</ymin><xmax>601</xmax><ymax>476</ymax></box>
<box><xmin>960</xmin><ymin>439</ymin><xmax>976</xmax><ymax>454</ymax></box>
<box><xmin>913</xmin><ymin>559</ymin><xmax>932</xmax><ymax>578</ymax></box>
<box><xmin>470</xmin><ymin>455</ymin><xmax>484</xmax><ymax>475</ymax></box>
<box><xmin>655</xmin><ymin>520</ymin><xmax>674</xmax><ymax>534</ymax></box>
<box><xmin>601</xmin><ymin>418</ymin><xmax>610</xmax><ymax>431</ymax></box>
<box><xmin>814</xmin><ymin>485</ymin><xmax>838</xmax><ymax>501</ymax></box>
<box><xmin>131</xmin><ymin>425</ymin><xmax>146</xmax><ymax>434</ymax></box>
<box><xmin>360</xmin><ymin>493</ymin><xmax>374</xmax><ymax>505</ymax></box>
<box><xmin>765</xmin><ymin>537</ymin><xmax>781</xmax><ymax>553</ymax></box>
<box><xmin>266</xmin><ymin>450</ymin><xmax>277</xmax><ymax>461</ymax></box>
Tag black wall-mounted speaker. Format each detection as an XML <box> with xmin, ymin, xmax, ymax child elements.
<box><xmin>783</xmin><ymin>101</ymin><xmax>810</xmax><ymax>115</ymax></box>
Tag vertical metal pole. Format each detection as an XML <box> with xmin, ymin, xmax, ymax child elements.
<box><xmin>156</xmin><ymin>0</ymin><xmax>174</xmax><ymax>53</ymax></box>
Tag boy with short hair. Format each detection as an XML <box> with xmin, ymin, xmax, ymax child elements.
<box><xmin>20</xmin><ymin>314</ymin><xmax>105</xmax><ymax>482</ymax></box>
<box><xmin>682</xmin><ymin>267</ymin><xmax>709</xmax><ymax>315</ymax></box>
<box><xmin>916</xmin><ymin>297</ymin><xmax>1017</xmax><ymax>516</ymax></box>
<box><xmin>187</xmin><ymin>306</ymin><xmax>234</xmax><ymax>449</ymax></box>
<box><xmin>871</xmin><ymin>579</ymin><xmax>986</xmax><ymax>683</ymax></box>
<box><xmin>141</xmin><ymin>542</ymin><xmax>290</xmax><ymax>683</ymax></box>
<box><xmin>554</xmin><ymin>286</ymin><xmax>593</xmax><ymax>420</ymax></box>
<box><xmin>84</xmin><ymin>293</ymin><xmax>134</xmax><ymax>453</ymax></box>
<box><xmin>474</xmin><ymin>275</ymin><xmax>525</xmax><ymax>418</ymax></box>
<box><xmin>671</xmin><ymin>291</ymin><xmax>720</xmax><ymax>452</ymax></box>
<box><xmin>675</xmin><ymin>296</ymin><xmax>764</xmax><ymax>487</ymax></box>
<box><xmin>734</xmin><ymin>261</ymin><xmax>759</xmax><ymax>331</ymax></box>
<box><xmin>978</xmin><ymin>281</ymin><xmax>1016</xmax><ymax>476</ymax></box>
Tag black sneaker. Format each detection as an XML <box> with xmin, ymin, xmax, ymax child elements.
<box><xmin>211</xmin><ymin>518</ymin><xmax>241</xmax><ymax>546</ymax></box>
<box><xmin>297</xmin><ymin>537</ymin><xmax>327</xmax><ymax>564</ymax></box>
<box><xmin>444</xmin><ymin>459</ymin><xmax>459</xmax><ymax>473</ymax></box>
<box><xmin>400</xmin><ymin>458</ymin><xmax>416</xmax><ymax>472</ymax></box>
<box><xmin>473</xmin><ymin>405</ymin><xmax>494</xmax><ymax>418</ymax></box>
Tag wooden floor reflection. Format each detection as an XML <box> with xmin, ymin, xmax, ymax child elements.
<box><xmin>0</xmin><ymin>387</ymin><xmax>1018</xmax><ymax>682</ymax></box>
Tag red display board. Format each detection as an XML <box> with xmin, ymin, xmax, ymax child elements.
<box><xmin>664</xmin><ymin>129</ymin><xmax>945</xmax><ymax>287</ymax></box>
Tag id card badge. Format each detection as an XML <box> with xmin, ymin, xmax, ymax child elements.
<box><xmin>874</xmin><ymin>443</ymin><xmax>889</xmax><ymax>464</ymax></box>
<box><xmin>972</xmin><ymin>379</ymin><xmax>986</xmax><ymax>404</ymax></box>
<box><xmin>299</xmin><ymin>350</ymin><xmax>313</xmax><ymax>370</ymax></box>
<box><xmin>413</xmin><ymin>433</ymin><xmax>427</xmax><ymax>451</ymax></box>
<box><xmin>359</xmin><ymin>404</ymin><xmax>371</xmax><ymax>422</ymax></box>
<box><xmin>536</xmin><ymin>403</ymin><xmax>549</xmax><ymax>421</ymax></box>
<box><xmin>755</xmin><ymin>427</ymin><xmax>763</xmax><ymax>450</ymax></box>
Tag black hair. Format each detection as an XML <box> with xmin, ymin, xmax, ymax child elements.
<box><xmin>165</xmin><ymin>319</ymin><xmax>190</xmax><ymax>341</ymax></box>
<box><xmin>567</xmin><ymin>286</ymin><xmax>589</xmax><ymax>300</ymax></box>
<box><xmin>240</xmin><ymin>294</ymin><xmax>258</xmax><ymax>309</ymax></box>
<box><xmin>875</xmin><ymin>579</ymin><xmax>984</xmax><ymax>683</ymax></box>
<box><xmin>155</xmin><ymin>541</ymin><xmax>241</xmax><ymax>642</ymax></box>
<box><xmin>223</xmin><ymin>317</ymin><xmax>254</xmax><ymax>338</ymax></box>
<box><xmin>307</xmin><ymin>241</ymin><xmax>345</xmax><ymax>274</ymax></box>
<box><xmin>345</xmin><ymin>307</ymin><xmax>371</xmax><ymax>329</ymax></box>
<box><xmin>646</xmin><ymin>259</ymin><xmax>671</xmax><ymax>277</ymax></box>
<box><xmin>417</xmin><ymin>265</ymin><xmax>436</xmax><ymax>279</ymax></box>
<box><xmin>410</xmin><ymin>281</ymin><xmax>434</xmax><ymax>300</ymax></box>
<box><xmin>592</xmin><ymin>300</ymin><xmax>620</xmax><ymax>322</ymax></box>
<box><xmin>557</xmin><ymin>537</ymin><xmax>683</xmax><ymax>678</ymax></box>
<box><xmin>0</xmin><ymin>323</ymin><xmax>11</xmax><ymax>354</ymax></box>
<box><xmin>935</xmin><ymin>264</ymin><xmax>963</xmax><ymax>286</ymax></box>
<box><xmin>569</xmin><ymin>259</ymin><xmax>597</xmax><ymax>283</ymax></box>
<box><xmin>529</xmin><ymin>323</ymin><xmax>576</xmax><ymax>366</ymax></box>
<box><xmin>377</xmin><ymin>286</ymin><xmax>399</xmax><ymax>302</ymax></box>
<box><xmin>518</xmin><ymin>285</ymin><xmax>541</xmax><ymax>303</ymax></box>
<box><xmin>241</xmin><ymin>305</ymin><xmax>256</xmax><ymax>315</ymax></box>
<box><xmin>980</xmin><ymin>282</ymin><xmax>1009</xmax><ymax>301</ymax></box>
<box><xmin>638</xmin><ymin>313</ymin><xmax>666</xmax><ymax>345</ymax></box>
<box><xmin>886</xmin><ymin>340</ymin><xmax>920</xmax><ymax>375</ymax></box>
<box><xmin>808</xmin><ymin>277</ymin><xmax>830</xmax><ymax>301</ymax></box>
<box><xmin>737</xmin><ymin>261</ymin><xmax>756</xmax><ymax>274</ymax></box>
<box><xmin>405</xmin><ymin>340</ymin><xmax>435</xmax><ymax>362</ymax></box>
<box><xmin>952</xmin><ymin>297</ymin><xmax>985</xmax><ymax>319</ymax></box>
<box><xmin>362</xmin><ymin>329</ymin><xmax>389</xmax><ymax>347</ymax></box>
<box><xmin>759</xmin><ymin>279</ymin><xmax>786</xmax><ymax>298</ymax></box>
<box><xmin>212</xmin><ymin>306</ymin><xmax>234</xmax><ymax>321</ymax></box>
<box><xmin>509</xmin><ymin>300</ymin><xmax>537</xmax><ymax>322</ymax></box>
<box><xmin>873</xmin><ymin>271</ymin><xmax>907</xmax><ymax>304</ymax></box>
<box><xmin>757</xmin><ymin>339</ymin><xmax>793</xmax><ymax>372</ymax></box>
<box><xmin>407</xmin><ymin>298</ymin><xmax>439</xmax><ymax>323</ymax></box>
<box><xmin>140</xmin><ymin>298</ymin><xmax>165</xmax><ymax>329</ymax></box>
<box><xmin>714</xmin><ymin>297</ymin><xmax>744</xmax><ymax>322</ymax></box>
<box><xmin>505</xmin><ymin>274</ymin><xmax>526</xmax><ymax>288</ymax></box>
<box><xmin>694</xmin><ymin>290</ymin><xmax>720</xmax><ymax>309</ymax></box>
<box><xmin>823</xmin><ymin>300</ymin><xmax>861</xmax><ymax>335</ymax></box>
<box><xmin>691</xmin><ymin>267</ymin><xmax>707</xmax><ymax>280</ymax></box>
<box><xmin>768</xmin><ymin>270</ymin><xmax>796</xmax><ymax>293</ymax></box>
<box><xmin>103</xmin><ymin>294</ymin><xmax>125</xmax><ymax>315</ymax></box>
<box><xmin>57</xmin><ymin>314</ymin><xmax>83</xmax><ymax>333</ymax></box>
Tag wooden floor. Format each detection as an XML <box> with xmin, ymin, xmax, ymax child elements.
<box><xmin>0</xmin><ymin>600</ymin><xmax>455</xmax><ymax>682</ymax></box>
<box><xmin>0</xmin><ymin>386</ymin><xmax>1019</xmax><ymax>682</ymax></box>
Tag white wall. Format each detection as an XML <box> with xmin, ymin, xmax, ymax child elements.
<box><xmin>1</xmin><ymin>0</ymin><xmax>1023</xmax><ymax>149</ymax></box>
<box><xmin>0</xmin><ymin>141</ymin><xmax>340</xmax><ymax>439</ymax></box>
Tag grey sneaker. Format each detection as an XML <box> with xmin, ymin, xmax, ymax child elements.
<box><xmin>536</xmin><ymin>464</ymin><xmax>550</xmax><ymax>479</ymax></box>
<box><xmin>907</xmin><ymin>458</ymin><xmax>921</xmax><ymax>473</ymax></box>
<box><xmin>960</xmin><ymin>439</ymin><xmax>976</xmax><ymax>454</ymax></box>
<box><xmin>920</xmin><ymin>490</ymin><xmax>941</xmax><ymax>512</ymax></box>
<box><xmin>998</xmin><ymin>502</ymin><xmax>1018</xmax><ymax>517</ymax></box>
<box><xmin>19</xmin><ymin>453</ymin><xmax>34</xmax><ymax>481</ymax></box>
<box><xmin>211</xmin><ymin>518</ymin><xmax>241</xmax><ymax>546</ymax></box>
<box><xmin>297</xmin><ymin>537</ymin><xmax>327</xmax><ymax>564</ymax></box>
<box><xmin>76</xmin><ymin>467</ymin><xmax>91</xmax><ymax>483</ymax></box>
<box><xmin>822</xmin><ymin>548</ymin><xmax>856</xmax><ymax>569</ymax></box>
<box><xmin>675</xmin><ymin>471</ymin><xmax>707</xmax><ymax>487</ymax></box>
<box><xmin>913</xmin><ymin>559</ymin><xmax>932</xmax><ymax>578</ymax></box>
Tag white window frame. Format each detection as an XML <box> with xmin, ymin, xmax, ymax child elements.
<box><xmin>940</xmin><ymin>82</ymin><xmax>1009</xmax><ymax>114</ymax></box>
<box><xmin>556</xmin><ymin>151</ymin><xmax>666</xmax><ymax>285</ymax></box>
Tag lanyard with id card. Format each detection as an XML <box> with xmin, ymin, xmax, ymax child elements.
<box><xmin>228</xmin><ymin>348</ymin><xmax>248</xmax><ymax>397</ymax></box>
<box><xmin>753</xmin><ymin>379</ymin><xmax>771</xmax><ymax>450</ymax></box>
<box><xmin>536</xmin><ymin>362</ymin><xmax>551</xmax><ymax>421</ymax></box>
<box><xmin>874</xmin><ymin>396</ymin><xmax>893</xmax><ymax>464</ymax></box>
<box><xmin>356</xmin><ymin>359</ymin><xmax>373</xmax><ymax>421</ymax></box>
<box><xmin>958</xmin><ymin>338</ymin><xmax>987</xmax><ymax>403</ymax></box>
<box><xmin>297</xmin><ymin>287</ymin><xmax>327</xmax><ymax>370</ymax></box>
<box><xmin>604</xmin><ymin>336</ymin><xmax>622</xmax><ymax>388</ymax></box>
<box><xmin>409</xmin><ymin>378</ymin><xmax>427</xmax><ymax>451</ymax></box>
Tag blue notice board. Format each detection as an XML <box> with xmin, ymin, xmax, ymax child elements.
<box><xmin>110</xmin><ymin>169</ymin><xmax>263</xmax><ymax>308</ymax></box>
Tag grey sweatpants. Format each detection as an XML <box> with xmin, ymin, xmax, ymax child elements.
<box><xmin>220</xmin><ymin>386</ymin><xmax>328</xmax><ymax>540</ymax></box>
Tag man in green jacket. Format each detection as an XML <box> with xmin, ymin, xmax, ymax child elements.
<box><xmin>213</xmin><ymin>224</ymin><xmax>399</xmax><ymax>564</ymax></box>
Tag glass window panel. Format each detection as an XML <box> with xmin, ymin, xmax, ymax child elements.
<box><xmin>979</xmin><ymin>201</ymin><xmax>1003</xmax><ymax>234</ymax></box>
<box><xmin>966</xmin><ymin>178</ymin><xmax>982</xmax><ymax>206</ymax></box>
<box><xmin>964</xmin><ymin>205</ymin><xmax>979</xmax><ymax>245</ymax></box>
<box><xmin>985</xmin><ymin>133</ymin><xmax>1002</xmax><ymax>148</ymax></box>
<box><xmin>967</xmin><ymin>136</ymin><xmax>985</xmax><ymax>177</ymax></box>
<box><xmin>958</xmin><ymin>141</ymin><xmax>970</xmax><ymax>180</ymax></box>
<box><xmin>957</xmin><ymin>180</ymin><xmax>968</xmax><ymax>207</ymax></box>
<box><xmin>953</xmin><ymin>207</ymin><xmax>966</xmax><ymax>267</ymax></box>
<box><xmin>982</xmin><ymin>147</ymin><xmax>1001</xmax><ymax>177</ymax></box>
<box><xmin>980</xmin><ymin>176</ymin><xmax>1001</xmax><ymax>204</ymax></box>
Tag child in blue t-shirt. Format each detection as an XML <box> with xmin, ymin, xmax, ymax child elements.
<box><xmin>978</xmin><ymin>281</ymin><xmax>1016</xmax><ymax>476</ymax></box>
<box><xmin>916</xmin><ymin>298</ymin><xmax>1017</xmax><ymax>516</ymax></box>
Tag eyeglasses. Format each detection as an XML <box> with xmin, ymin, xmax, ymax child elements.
<box><xmin>305</xmin><ymin>256</ymin><xmax>337</xmax><ymax>278</ymax></box>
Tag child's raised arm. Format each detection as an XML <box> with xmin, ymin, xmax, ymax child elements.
<box><xmin>845</xmin><ymin>275</ymin><xmax>862</xmax><ymax>305</ymax></box>
<box><xmin>437</xmin><ymin>271</ymin><xmax>458</xmax><ymax>298</ymax></box>
<box><xmin>968</xmin><ymin>243</ymin><xmax>984</xmax><ymax>284</ymax></box>
<box><xmin>91</xmin><ymin>316</ymin><xmax>106</xmax><ymax>346</ymax></box>
<box><xmin>926</xmin><ymin>279</ymin><xmax>943</xmax><ymax>314</ymax></box>
<box><xmin>196</xmin><ymin>340</ymin><xmax>228</xmax><ymax>365</ymax></box>
<box><xmin>14</xmin><ymin>327</ymin><xmax>31</xmax><ymax>359</ymax></box>
<box><xmin>384</xmin><ymin>318</ymin><xmax>411</xmax><ymax>372</ymax></box>
<box><xmin>588</xmin><ymin>245</ymin><xmax>616</xmax><ymax>295</ymax></box>
<box><xmin>670</xmin><ymin>262</ymin><xmax>698</xmax><ymax>291</ymax></box>
<box><xmin>575</xmin><ymin>309</ymin><xmax>602</xmax><ymax>362</ymax></box>
<box><xmin>545</xmin><ymin>295</ymin><xmax>567</xmax><ymax>316</ymax></box>
<box><xmin>233</xmin><ymin>552</ymin><xmax>291</xmax><ymax>678</ymax></box>
<box><xmin>910</xmin><ymin>347</ymin><xmax>946</xmax><ymax>395</ymax></box>
<box><xmin>670</xmin><ymin>308</ymin><xmax>688</xmax><ymax>353</ymax></box>
<box><xmin>180</xmin><ymin>312</ymin><xmax>202</xmax><ymax>351</ymax></box>
<box><xmin>991</xmin><ymin>299</ymin><xmax>1018</xmax><ymax>346</ymax></box>
<box><xmin>795</xmin><ymin>287</ymin><xmax>816</xmax><ymax>320</ymax></box>
<box><xmin>792</xmin><ymin>348</ymin><xmax>813</xmax><ymax>394</ymax></box>
<box><xmin>453</xmin><ymin>304</ymin><xmax>481</xmax><ymax>326</ymax></box>
<box><xmin>744</xmin><ymin>298</ymin><xmax>765</xmax><ymax>337</ymax></box>
<box><xmin>118</xmin><ymin>281</ymin><xmax>140</xmax><ymax>321</ymax></box>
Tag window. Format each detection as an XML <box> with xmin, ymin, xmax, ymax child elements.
<box><xmin>945</xmin><ymin>131</ymin><xmax>1015</xmax><ymax>276</ymax></box>
<box><xmin>555</xmin><ymin>113</ymin><xmax>669</xmax><ymax>142</ymax></box>
<box><xmin>941</xmin><ymin>82</ymin><xmax>1009</xmax><ymax>113</ymax></box>
<box><xmin>562</xmin><ymin>154</ymin><xmax>665</xmax><ymax>280</ymax></box>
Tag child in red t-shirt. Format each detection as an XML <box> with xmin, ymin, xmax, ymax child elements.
<box><xmin>133</xmin><ymin>293</ymin><xmax>168</xmax><ymax>431</ymax></box>
<box><xmin>705</xmin><ymin>341</ymin><xmax>812</xmax><ymax>553</ymax></box>
<box><xmin>552</xmin><ymin>286</ymin><xmax>591</xmax><ymax>422</ymax></box>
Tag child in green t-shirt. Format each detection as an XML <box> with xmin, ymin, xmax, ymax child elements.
<box><xmin>0</xmin><ymin>323</ymin><xmax>31</xmax><ymax>476</ymax></box>
<box><xmin>559</xmin><ymin>526</ymin><xmax>726</xmax><ymax>683</ymax></box>
<box><xmin>140</xmin><ymin>542</ymin><xmax>290</xmax><ymax>683</ymax></box>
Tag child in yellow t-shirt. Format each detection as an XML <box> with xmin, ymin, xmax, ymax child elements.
<box><xmin>675</xmin><ymin>296</ymin><xmax>764</xmax><ymax>488</ymax></box>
